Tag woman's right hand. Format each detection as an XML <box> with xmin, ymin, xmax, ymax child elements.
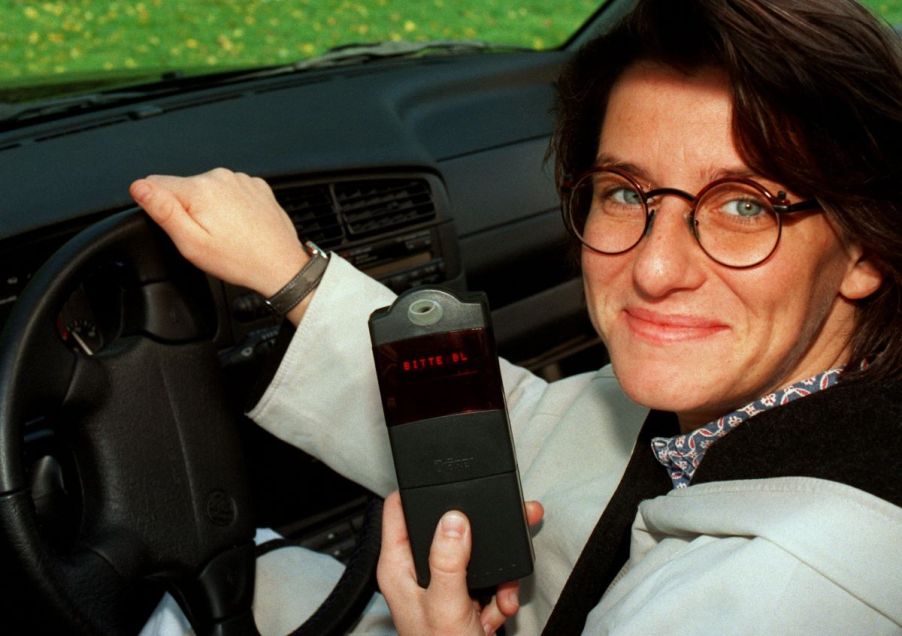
<box><xmin>378</xmin><ymin>491</ymin><xmax>544</xmax><ymax>636</ymax></box>
<box><xmin>130</xmin><ymin>168</ymin><xmax>308</xmax><ymax>300</ymax></box>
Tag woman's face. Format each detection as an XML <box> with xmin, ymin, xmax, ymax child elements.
<box><xmin>584</xmin><ymin>62</ymin><xmax>882</xmax><ymax>430</ymax></box>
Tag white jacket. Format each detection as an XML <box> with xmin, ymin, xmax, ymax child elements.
<box><xmin>249</xmin><ymin>255</ymin><xmax>902</xmax><ymax>634</ymax></box>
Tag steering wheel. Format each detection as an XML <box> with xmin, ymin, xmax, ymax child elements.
<box><xmin>0</xmin><ymin>210</ymin><xmax>380</xmax><ymax>635</ymax></box>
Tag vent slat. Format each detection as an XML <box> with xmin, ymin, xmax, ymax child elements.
<box><xmin>344</xmin><ymin>200</ymin><xmax>433</xmax><ymax>223</ymax></box>
<box><xmin>335</xmin><ymin>178</ymin><xmax>436</xmax><ymax>237</ymax></box>
<box><xmin>275</xmin><ymin>185</ymin><xmax>344</xmax><ymax>249</ymax></box>
<box><xmin>338</xmin><ymin>183</ymin><xmax>430</xmax><ymax>207</ymax></box>
<box><xmin>273</xmin><ymin>177</ymin><xmax>437</xmax><ymax>247</ymax></box>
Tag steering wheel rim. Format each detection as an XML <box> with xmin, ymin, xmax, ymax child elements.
<box><xmin>0</xmin><ymin>209</ymin><xmax>380</xmax><ymax>635</ymax></box>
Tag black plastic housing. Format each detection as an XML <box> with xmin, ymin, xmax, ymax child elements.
<box><xmin>369</xmin><ymin>288</ymin><xmax>533</xmax><ymax>589</ymax></box>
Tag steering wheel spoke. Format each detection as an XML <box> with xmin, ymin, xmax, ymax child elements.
<box><xmin>0</xmin><ymin>211</ymin><xmax>256</xmax><ymax>634</ymax></box>
<box><xmin>1</xmin><ymin>209</ymin><xmax>380</xmax><ymax>635</ymax></box>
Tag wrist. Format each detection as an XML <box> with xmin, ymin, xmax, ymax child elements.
<box><xmin>263</xmin><ymin>241</ymin><xmax>329</xmax><ymax>316</ymax></box>
<box><xmin>259</xmin><ymin>244</ymin><xmax>309</xmax><ymax>298</ymax></box>
<box><xmin>284</xmin><ymin>289</ymin><xmax>316</xmax><ymax>327</ymax></box>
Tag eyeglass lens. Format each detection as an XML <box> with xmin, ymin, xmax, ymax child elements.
<box><xmin>567</xmin><ymin>171</ymin><xmax>781</xmax><ymax>267</ymax></box>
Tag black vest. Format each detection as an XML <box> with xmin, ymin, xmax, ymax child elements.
<box><xmin>542</xmin><ymin>378</ymin><xmax>902</xmax><ymax>635</ymax></box>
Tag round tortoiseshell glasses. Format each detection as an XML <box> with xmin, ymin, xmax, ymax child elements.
<box><xmin>563</xmin><ymin>167</ymin><xmax>821</xmax><ymax>268</ymax></box>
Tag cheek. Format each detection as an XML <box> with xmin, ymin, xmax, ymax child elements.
<box><xmin>720</xmin><ymin>241</ymin><xmax>851</xmax><ymax>347</ymax></box>
<box><xmin>582</xmin><ymin>275</ymin><xmax>604</xmax><ymax>338</ymax></box>
<box><xmin>581</xmin><ymin>249</ymin><xmax>627</xmax><ymax>338</ymax></box>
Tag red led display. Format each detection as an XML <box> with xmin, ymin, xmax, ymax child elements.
<box><xmin>373</xmin><ymin>328</ymin><xmax>503</xmax><ymax>426</ymax></box>
<box><xmin>401</xmin><ymin>350</ymin><xmax>469</xmax><ymax>373</ymax></box>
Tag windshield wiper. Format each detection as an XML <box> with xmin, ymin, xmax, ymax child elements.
<box><xmin>0</xmin><ymin>90</ymin><xmax>151</xmax><ymax>125</ymax></box>
<box><xmin>0</xmin><ymin>40</ymin><xmax>531</xmax><ymax>126</ymax></box>
<box><xmin>290</xmin><ymin>39</ymin><xmax>529</xmax><ymax>70</ymax></box>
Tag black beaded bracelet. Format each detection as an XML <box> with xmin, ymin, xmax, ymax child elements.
<box><xmin>263</xmin><ymin>241</ymin><xmax>329</xmax><ymax>316</ymax></box>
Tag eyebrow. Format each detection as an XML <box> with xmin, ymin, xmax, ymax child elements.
<box><xmin>592</xmin><ymin>153</ymin><xmax>758</xmax><ymax>186</ymax></box>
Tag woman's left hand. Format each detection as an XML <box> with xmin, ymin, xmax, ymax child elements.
<box><xmin>377</xmin><ymin>491</ymin><xmax>544</xmax><ymax>636</ymax></box>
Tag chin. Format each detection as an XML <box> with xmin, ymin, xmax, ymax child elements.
<box><xmin>610</xmin><ymin>355</ymin><xmax>727</xmax><ymax>418</ymax></box>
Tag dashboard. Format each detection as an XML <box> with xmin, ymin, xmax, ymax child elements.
<box><xmin>0</xmin><ymin>50</ymin><xmax>604</xmax><ymax>380</ymax></box>
<box><xmin>0</xmin><ymin>23</ymin><xmax>617</xmax><ymax>630</ymax></box>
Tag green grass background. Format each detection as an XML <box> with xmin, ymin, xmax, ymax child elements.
<box><xmin>0</xmin><ymin>1</ymin><xmax>597</xmax><ymax>82</ymax></box>
<box><xmin>0</xmin><ymin>0</ymin><xmax>899</xmax><ymax>93</ymax></box>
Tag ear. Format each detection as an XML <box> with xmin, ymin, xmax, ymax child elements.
<box><xmin>839</xmin><ymin>252</ymin><xmax>883</xmax><ymax>301</ymax></box>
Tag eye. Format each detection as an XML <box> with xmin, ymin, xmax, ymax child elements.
<box><xmin>722</xmin><ymin>198</ymin><xmax>766</xmax><ymax>217</ymax></box>
<box><xmin>607</xmin><ymin>187</ymin><xmax>643</xmax><ymax>206</ymax></box>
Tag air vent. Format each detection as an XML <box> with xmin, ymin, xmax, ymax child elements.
<box><xmin>335</xmin><ymin>178</ymin><xmax>435</xmax><ymax>237</ymax></box>
<box><xmin>276</xmin><ymin>184</ymin><xmax>344</xmax><ymax>248</ymax></box>
<box><xmin>274</xmin><ymin>176</ymin><xmax>438</xmax><ymax>249</ymax></box>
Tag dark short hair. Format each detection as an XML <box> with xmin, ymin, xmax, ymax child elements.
<box><xmin>553</xmin><ymin>0</ymin><xmax>902</xmax><ymax>382</ymax></box>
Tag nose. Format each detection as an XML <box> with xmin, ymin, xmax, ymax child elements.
<box><xmin>630</xmin><ymin>198</ymin><xmax>705</xmax><ymax>298</ymax></box>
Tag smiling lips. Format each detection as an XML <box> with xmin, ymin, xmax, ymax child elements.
<box><xmin>624</xmin><ymin>307</ymin><xmax>729</xmax><ymax>343</ymax></box>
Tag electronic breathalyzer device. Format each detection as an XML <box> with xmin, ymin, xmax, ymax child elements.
<box><xmin>368</xmin><ymin>287</ymin><xmax>534</xmax><ymax>590</ymax></box>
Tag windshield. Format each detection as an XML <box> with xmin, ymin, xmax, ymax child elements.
<box><xmin>1</xmin><ymin>0</ymin><xmax>897</xmax><ymax>106</ymax></box>
<box><xmin>0</xmin><ymin>0</ymin><xmax>604</xmax><ymax>104</ymax></box>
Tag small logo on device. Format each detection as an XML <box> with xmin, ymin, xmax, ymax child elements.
<box><xmin>433</xmin><ymin>456</ymin><xmax>475</xmax><ymax>473</ymax></box>
<box><xmin>205</xmin><ymin>489</ymin><xmax>237</xmax><ymax>527</ymax></box>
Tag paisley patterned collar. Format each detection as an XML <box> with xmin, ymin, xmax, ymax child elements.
<box><xmin>651</xmin><ymin>368</ymin><xmax>844</xmax><ymax>488</ymax></box>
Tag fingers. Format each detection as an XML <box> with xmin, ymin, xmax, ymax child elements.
<box><xmin>130</xmin><ymin>178</ymin><xmax>184</xmax><ymax>229</ymax></box>
<box><xmin>129</xmin><ymin>167</ymin><xmax>308</xmax><ymax>294</ymax></box>
<box><xmin>129</xmin><ymin>177</ymin><xmax>208</xmax><ymax>260</ymax></box>
<box><xmin>493</xmin><ymin>580</ymin><xmax>520</xmax><ymax>616</ymax></box>
<box><xmin>424</xmin><ymin>510</ymin><xmax>486</xmax><ymax>632</ymax></box>
<box><xmin>144</xmin><ymin>168</ymin><xmax>273</xmax><ymax>212</ymax></box>
<box><xmin>378</xmin><ymin>494</ymin><xmax>485</xmax><ymax>636</ymax></box>
<box><xmin>426</xmin><ymin>510</ymin><xmax>471</xmax><ymax>584</ymax></box>
<box><xmin>525</xmin><ymin>500</ymin><xmax>545</xmax><ymax>527</ymax></box>
<box><xmin>480</xmin><ymin>500</ymin><xmax>543</xmax><ymax>633</ymax></box>
<box><xmin>479</xmin><ymin>581</ymin><xmax>520</xmax><ymax>635</ymax></box>
<box><xmin>377</xmin><ymin>492</ymin><xmax>418</xmax><ymax>595</ymax></box>
<box><xmin>378</xmin><ymin>492</ymin><xmax>534</xmax><ymax>636</ymax></box>
<box><xmin>380</xmin><ymin>491</ymin><xmax>408</xmax><ymax>549</ymax></box>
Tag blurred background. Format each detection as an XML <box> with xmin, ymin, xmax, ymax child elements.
<box><xmin>2</xmin><ymin>0</ymin><xmax>898</xmax><ymax>103</ymax></box>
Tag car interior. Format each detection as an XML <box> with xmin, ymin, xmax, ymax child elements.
<box><xmin>0</xmin><ymin>0</ymin><xmax>665</xmax><ymax>632</ymax></box>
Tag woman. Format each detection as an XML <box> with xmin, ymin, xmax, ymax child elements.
<box><xmin>132</xmin><ymin>0</ymin><xmax>902</xmax><ymax>633</ymax></box>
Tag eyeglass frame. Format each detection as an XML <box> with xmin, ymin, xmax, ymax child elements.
<box><xmin>562</xmin><ymin>166</ymin><xmax>822</xmax><ymax>268</ymax></box>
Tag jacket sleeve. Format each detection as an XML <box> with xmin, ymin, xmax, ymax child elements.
<box><xmin>588</xmin><ymin>478</ymin><xmax>902</xmax><ymax>634</ymax></box>
<box><xmin>247</xmin><ymin>255</ymin><xmax>551</xmax><ymax>496</ymax></box>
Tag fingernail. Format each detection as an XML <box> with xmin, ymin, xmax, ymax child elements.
<box><xmin>131</xmin><ymin>181</ymin><xmax>150</xmax><ymax>200</ymax></box>
<box><xmin>440</xmin><ymin>511</ymin><xmax>466</xmax><ymax>538</ymax></box>
<box><xmin>483</xmin><ymin>623</ymin><xmax>494</xmax><ymax>635</ymax></box>
<box><xmin>506</xmin><ymin>588</ymin><xmax>519</xmax><ymax>608</ymax></box>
